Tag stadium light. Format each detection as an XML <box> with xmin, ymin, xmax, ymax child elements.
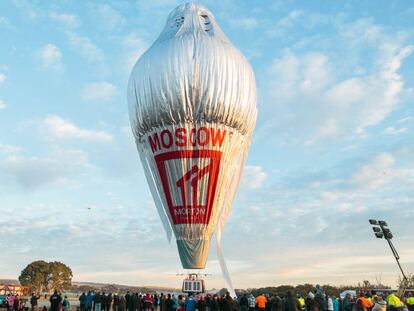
<box><xmin>368</xmin><ymin>219</ymin><xmax>407</xmax><ymax>283</ymax></box>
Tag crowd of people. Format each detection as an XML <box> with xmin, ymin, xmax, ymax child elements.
<box><xmin>73</xmin><ymin>287</ymin><xmax>414</xmax><ymax>311</ymax></box>
<box><xmin>3</xmin><ymin>286</ymin><xmax>414</xmax><ymax>311</ymax></box>
<box><xmin>1</xmin><ymin>293</ymin><xmax>22</xmax><ymax>311</ymax></box>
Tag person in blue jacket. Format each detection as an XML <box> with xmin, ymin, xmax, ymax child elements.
<box><xmin>185</xmin><ymin>294</ymin><xmax>197</xmax><ymax>311</ymax></box>
<box><xmin>86</xmin><ymin>291</ymin><xmax>95</xmax><ymax>311</ymax></box>
<box><xmin>333</xmin><ymin>297</ymin><xmax>340</xmax><ymax>311</ymax></box>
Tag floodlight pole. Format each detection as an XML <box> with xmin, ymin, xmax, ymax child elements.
<box><xmin>370</xmin><ymin>220</ymin><xmax>408</xmax><ymax>283</ymax></box>
<box><xmin>379</xmin><ymin>223</ymin><xmax>408</xmax><ymax>282</ymax></box>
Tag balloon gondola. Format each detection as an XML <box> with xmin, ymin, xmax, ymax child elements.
<box><xmin>180</xmin><ymin>273</ymin><xmax>206</xmax><ymax>294</ymax></box>
<box><xmin>128</xmin><ymin>2</ymin><xmax>257</xmax><ymax>294</ymax></box>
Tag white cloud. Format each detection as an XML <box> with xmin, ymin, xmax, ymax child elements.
<box><xmin>397</xmin><ymin>116</ymin><xmax>412</xmax><ymax>124</ymax></box>
<box><xmin>122</xmin><ymin>33</ymin><xmax>148</xmax><ymax>72</ymax></box>
<box><xmin>66</xmin><ymin>32</ymin><xmax>104</xmax><ymax>62</ymax></box>
<box><xmin>0</xmin><ymin>99</ymin><xmax>6</xmax><ymax>110</ymax></box>
<box><xmin>229</xmin><ymin>18</ymin><xmax>258</xmax><ymax>30</ymax></box>
<box><xmin>269</xmin><ymin>52</ymin><xmax>332</xmax><ymax>101</ymax></box>
<box><xmin>96</xmin><ymin>4</ymin><xmax>126</xmax><ymax>31</ymax></box>
<box><xmin>0</xmin><ymin>144</ymin><xmax>22</xmax><ymax>155</ymax></box>
<box><xmin>0</xmin><ymin>73</ymin><xmax>6</xmax><ymax>83</ymax></box>
<box><xmin>384</xmin><ymin>126</ymin><xmax>407</xmax><ymax>135</ymax></box>
<box><xmin>328</xmin><ymin>45</ymin><xmax>414</xmax><ymax>134</ymax></box>
<box><xmin>267</xmin><ymin>40</ymin><xmax>413</xmax><ymax>144</ymax></box>
<box><xmin>81</xmin><ymin>82</ymin><xmax>116</xmax><ymax>102</ymax></box>
<box><xmin>49</xmin><ymin>12</ymin><xmax>81</xmax><ymax>29</ymax></box>
<box><xmin>0</xmin><ymin>149</ymin><xmax>88</xmax><ymax>189</ymax></box>
<box><xmin>43</xmin><ymin>115</ymin><xmax>113</xmax><ymax>142</ymax></box>
<box><xmin>351</xmin><ymin>153</ymin><xmax>394</xmax><ymax>190</ymax></box>
<box><xmin>241</xmin><ymin>165</ymin><xmax>267</xmax><ymax>189</ymax></box>
<box><xmin>37</xmin><ymin>44</ymin><xmax>63</xmax><ymax>71</ymax></box>
<box><xmin>265</xmin><ymin>10</ymin><xmax>304</xmax><ymax>37</ymax></box>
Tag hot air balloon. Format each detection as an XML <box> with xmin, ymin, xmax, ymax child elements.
<box><xmin>127</xmin><ymin>2</ymin><xmax>257</xmax><ymax>293</ymax></box>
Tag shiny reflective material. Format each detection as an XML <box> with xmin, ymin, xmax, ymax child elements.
<box><xmin>128</xmin><ymin>2</ymin><xmax>257</xmax><ymax>293</ymax></box>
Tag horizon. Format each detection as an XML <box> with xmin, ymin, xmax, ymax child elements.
<box><xmin>0</xmin><ymin>278</ymin><xmax>401</xmax><ymax>291</ymax></box>
<box><xmin>0</xmin><ymin>0</ymin><xmax>413</xmax><ymax>290</ymax></box>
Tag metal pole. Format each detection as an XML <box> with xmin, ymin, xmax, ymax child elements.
<box><xmin>385</xmin><ymin>238</ymin><xmax>407</xmax><ymax>280</ymax></box>
<box><xmin>378</xmin><ymin>223</ymin><xmax>407</xmax><ymax>281</ymax></box>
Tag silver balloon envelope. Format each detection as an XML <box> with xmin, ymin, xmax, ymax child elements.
<box><xmin>128</xmin><ymin>2</ymin><xmax>257</xmax><ymax>270</ymax></box>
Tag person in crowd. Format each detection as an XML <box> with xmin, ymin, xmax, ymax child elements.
<box><xmin>113</xmin><ymin>294</ymin><xmax>120</xmax><ymax>311</ymax></box>
<box><xmin>247</xmin><ymin>294</ymin><xmax>256</xmax><ymax>311</ymax></box>
<box><xmin>205</xmin><ymin>295</ymin><xmax>211</xmax><ymax>311</ymax></box>
<box><xmin>371</xmin><ymin>295</ymin><xmax>386</xmax><ymax>311</ymax></box>
<box><xmin>256</xmin><ymin>294</ymin><xmax>267</xmax><ymax>311</ymax></box>
<box><xmin>239</xmin><ymin>294</ymin><xmax>249</xmax><ymax>311</ymax></box>
<box><xmin>185</xmin><ymin>293</ymin><xmax>197</xmax><ymax>311</ymax></box>
<box><xmin>94</xmin><ymin>292</ymin><xmax>103</xmax><ymax>311</ymax></box>
<box><xmin>13</xmin><ymin>295</ymin><xmax>19</xmax><ymax>311</ymax></box>
<box><xmin>144</xmin><ymin>293</ymin><xmax>153</xmax><ymax>311</ymax></box>
<box><xmin>265</xmin><ymin>295</ymin><xmax>273</xmax><ymax>311</ymax></box>
<box><xmin>221</xmin><ymin>292</ymin><xmax>235</xmax><ymax>311</ymax></box>
<box><xmin>333</xmin><ymin>297</ymin><xmax>339</xmax><ymax>311</ymax></box>
<box><xmin>79</xmin><ymin>292</ymin><xmax>87</xmax><ymax>311</ymax></box>
<box><xmin>314</xmin><ymin>292</ymin><xmax>327</xmax><ymax>311</ymax></box>
<box><xmin>197</xmin><ymin>296</ymin><xmax>206</xmax><ymax>311</ymax></box>
<box><xmin>5</xmin><ymin>294</ymin><xmax>11</xmax><ymax>311</ymax></box>
<box><xmin>233</xmin><ymin>296</ymin><xmax>240</xmax><ymax>311</ymax></box>
<box><xmin>271</xmin><ymin>295</ymin><xmax>283</xmax><ymax>311</ymax></box>
<box><xmin>125</xmin><ymin>292</ymin><xmax>131</xmax><ymax>311</ymax></box>
<box><xmin>352</xmin><ymin>299</ymin><xmax>366</xmax><ymax>311</ymax></box>
<box><xmin>407</xmin><ymin>293</ymin><xmax>414</xmax><ymax>311</ymax></box>
<box><xmin>129</xmin><ymin>293</ymin><xmax>138</xmax><ymax>311</ymax></box>
<box><xmin>50</xmin><ymin>291</ymin><xmax>62</xmax><ymax>311</ymax></box>
<box><xmin>153</xmin><ymin>294</ymin><xmax>159</xmax><ymax>311</ymax></box>
<box><xmin>357</xmin><ymin>294</ymin><xmax>372</xmax><ymax>310</ymax></box>
<box><xmin>107</xmin><ymin>293</ymin><xmax>113</xmax><ymax>311</ymax></box>
<box><xmin>138</xmin><ymin>294</ymin><xmax>144</xmax><ymax>311</ymax></box>
<box><xmin>63</xmin><ymin>296</ymin><xmax>71</xmax><ymax>311</ymax></box>
<box><xmin>119</xmin><ymin>295</ymin><xmax>126</xmax><ymax>311</ymax></box>
<box><xmin>306</xmin><ymin>293</ymin><xmax>315</xmax><ymax>311</ymax></box>
<box><xmin>164</xmin><ymin>294</ymin><xmax>175</xmax><ymax>311</ymax></box>
<box><xmin>309</xmin><ymin>300</ymin><xmax>321</xmax><ymax>311</ymax></box>
<box><xmin>209</xmin><ymin>295</ymin><xmax>219</xmax><ymax>311</ymax></box>
<box><xmin>102</xmin><ymin>293</ymin><xmax>107</xmax><ymax>311</ymax></box>
<box><xmin>342</xmin><ymin>294</ymin><xmax>354</xmax><ymax>311</ymax></box>
<box><xmin>297</xmin><ymin>295</ymin><xmax>305</xmax><ymax>311</ymax></box>
<box><xmin>387</xmin><ymin>292</ymin><xmax>404</xmax><ymax>311</ymax></box>
<box><xmin>283</xmin><ymin>291</ymin><xmax>302</xmax><ymax>311</ymax></box>
<box><xmin>30</xmin><ymin>293</ymin><xmax>40</xmax><ymax>311</ymax></box>
<box><xmin>87</xmin><ymin>292</ymin><xmax>95</xmax><ymax>311</ymax></box>
<box><xmin>170</xmin><ymin>295</ymin><xmax>177</xmax><ymax>311</ymax></box>
<box><xmin>328</xmin><ymin>296</ymin><xmax>334</xmax><ymax>311</ymax></box>
<box><xmin>159</xmin><ymin>294</ymin><xmax>165</xmax><ymax>311</ymax></box>
<box><xmin>176</xmin><ymin>295</ymin><xmax>185</xmax><ymax>311</ymax></box>
<box><xmin>316</xmin><ymin>286</ymin><xmax>323</xmax><ymax>296</ymax></box>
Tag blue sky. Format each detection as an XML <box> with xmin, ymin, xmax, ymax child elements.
<box><xmin>1</xmin><ymin>0</ymin><xmax>414</xmax><ymax>289</ymax></box>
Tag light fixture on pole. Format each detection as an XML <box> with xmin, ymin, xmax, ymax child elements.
<box><xmin>368</xmin><ymin>219</ymin><xmax>407</xmax><ymax>282</ymax></box>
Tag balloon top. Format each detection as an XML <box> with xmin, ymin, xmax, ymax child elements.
<box><xmin>156</xmin><ymin>2</ymin><xmax>229</xmax><ymax>43</ymax></box>
<box><xmin>128</xmin><ymin>1</ymin><xmax>257</xmax><ymax>139</ymax></box>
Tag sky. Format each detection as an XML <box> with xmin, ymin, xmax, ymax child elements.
<box><xmin>0</xmin><ymin>0</ymin><xmax>414</xmax><ymax>290</ymax></box>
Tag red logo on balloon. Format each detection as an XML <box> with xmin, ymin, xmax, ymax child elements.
<box><xmin>155</xmin><ymin>150</ymin><xmax>222</xmax><ymax>225</ymax></box>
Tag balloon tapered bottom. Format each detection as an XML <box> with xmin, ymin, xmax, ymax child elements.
<box><xmin>177</xmin><ymin>239</ymin><xmax>210</xmax><ymax>269</ymax></box>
